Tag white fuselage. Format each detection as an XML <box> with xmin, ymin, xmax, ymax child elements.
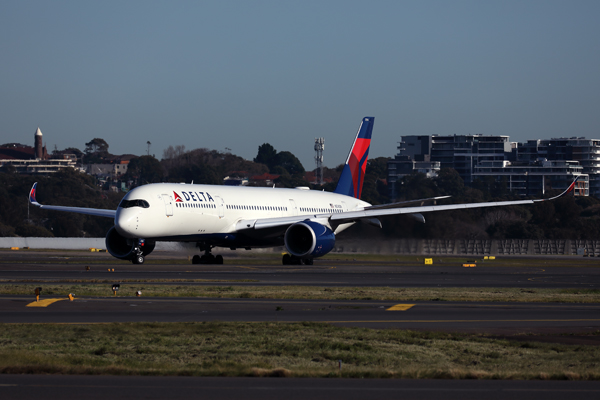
<box><xmin>115</xmin><ymin>183</ymin><xmax>370</xmax><ymax>243</ymax></box>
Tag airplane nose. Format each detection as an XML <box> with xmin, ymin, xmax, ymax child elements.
<box><xmin>115</xmin><ymin>209</ymin><xmax>138</xmax><ymax>237</ymax></box>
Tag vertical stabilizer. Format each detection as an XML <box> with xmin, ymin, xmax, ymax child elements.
<box><xmin>334</xmin><ymin>117</ymin><xmax>374</xmax><ymax>199</ymax></box>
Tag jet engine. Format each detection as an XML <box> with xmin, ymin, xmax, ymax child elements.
<box><xmin>105</xmin><ymin>226</ymin><xmax>155</xmax><ymax>260</ymax></box>
<box><xmin>284</xmin><ymin>221</ymin><xmax>335</xmax><ymax>258</ymax></box>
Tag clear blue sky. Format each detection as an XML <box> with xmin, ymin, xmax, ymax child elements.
<box><xmin>1</xmin><ymin>0</ymin><xmax>599</xmax><ymax>169</ymax></box>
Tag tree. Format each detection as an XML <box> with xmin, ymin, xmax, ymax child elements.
<box><xmin>0</xmin><ymin>163</ymin><xmax>16</xmax><ymax>174</ymax></box>
<box><xmin>167</xmin><ymin>163</ymin><xmax>220</xmax><ymax>185</ymax></box>
<box><xmin>254</xmin><ymin>143</ymin><xmax>278</xmax><ymax>171</ymax></box>
<box><xmin>84</xmin><ymin>138</ymin><xmax>109</xmax><ymax>156</ymax></box>
<box><xmin>15</xmin><ymin>223</ymin><xmax>54</xmax><ymax>237</ymax></box>
<box><xmin>434</xmin><ymin>168</ymin><xmax>464</xmax><ymax>197</ymax></box>
<box><xmin>361</xmin><ymin>157</ymin><xmax>390</xmax><ymax>205</ymax></box>
<box><xmin>275</xmin><ymin>151</ymin><xmax>305</xmax><ymax>175</ymax></box>
<box><xmin>126</xmin><ymin>156</ymin><xmax>163</xmax><ymax>185</ymax></box>
<box><xmin>399</xmin><ymin>172</ymin><xmax>438</xmax><ymax>200</ymax></box>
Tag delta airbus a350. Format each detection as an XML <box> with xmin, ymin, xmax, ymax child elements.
<box><xmin>29</xmin><ymin>117</ymin><xmax>579</xmax><ymax>265</ymax></box>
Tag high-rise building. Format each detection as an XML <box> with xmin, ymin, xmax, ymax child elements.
<box><xmin>388</xmin><ymin>134</ymin><xmax>591</xmax><ymax>200</ymax></box>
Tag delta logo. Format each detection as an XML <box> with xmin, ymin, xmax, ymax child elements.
<box><xmin>173</xmin><ymin>191</ymin><xmax>214</xmax><ymax>203</ymax></box>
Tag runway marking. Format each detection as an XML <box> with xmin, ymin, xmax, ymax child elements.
<box><xmin>5</xmin><ymin>318</ymin><xmax>600</xmax><ymax>326</ymax></box>
<box><xmin>386</xmin><ymin>304</ymin><xmax>415</xmax><ymax>311</ymax></box>
<box><xmin>26</xmin><ymin>298</ymin><xmax>68</xmax><ymax>307</ymax></box>
<box><xmin>326</xmin><ymin>319</ymin><xmax>600</xmax><ymax>323</ymax></box>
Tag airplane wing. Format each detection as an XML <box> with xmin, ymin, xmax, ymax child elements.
<box><xmin>237</xmin><ymin>176</ymin><xmax>580</xmax><ymax>232</ymax></box>
<box><xmin>29</xmin><ymin>182</ymin><xmax>116</xmax><ymax>219</ymax></box>
<box><xmin>364</xmin><ymin>196</ymin><xmax>451</xmax><ymax>210</ymax></box>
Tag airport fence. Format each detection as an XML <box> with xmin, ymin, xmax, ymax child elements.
<box><xmin>333</xmin><ymin>239</ymin><xmax>600</xmax><ymax>256</ymax></box>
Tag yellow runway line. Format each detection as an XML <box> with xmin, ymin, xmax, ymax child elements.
<box><xmin>386</xmin><ymin>304</ymin><xmax>415</xmax><ymax>311</ymax></box>
<box><xmin>26</xmin><ymin>298</ymin><xmax>68</xmax><ymax>307</ymax></box>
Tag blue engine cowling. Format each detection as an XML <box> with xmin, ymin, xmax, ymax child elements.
<box><xmin>284</xmin><ymin>221</ymin><xmax>335</xmax><ymax>258</ymax></box>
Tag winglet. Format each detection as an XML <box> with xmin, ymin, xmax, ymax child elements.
<box><xmin>29</xmin><ymin>182</ymin><xmax>40</xmax><ymax>206</ymax></box>
<box><xmin>334</xmin><ymin>117</ymin><xmax>374</xmax><ymax>199</ymax></box>
<box><xmin>536</xmin><ymin>175</ymin><xmax>581</xmax><ymax>202</ymax></box>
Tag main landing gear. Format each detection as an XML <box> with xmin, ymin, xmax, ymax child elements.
<box><xmin>282</xmin><ymin>254</ymin><xmax>313</xmax><ymax>265</ymax></box>
<box><xmin>192</xmin><ymin>244</ymin><xmax>223</xmax><ymax>265</ymax></box>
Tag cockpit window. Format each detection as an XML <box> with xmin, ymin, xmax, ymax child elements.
<box><xmin>119</xmin><ymin>199</ymin><xmax>150</xmax><ymax>209</ymax></box>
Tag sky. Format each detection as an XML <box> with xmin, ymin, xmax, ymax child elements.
<box><xmin>1</xmin><ymin>0</ymin><xmax>600</xmax><ymax>169</ymax></box>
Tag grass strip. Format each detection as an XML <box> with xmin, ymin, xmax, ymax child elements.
<box><xmin>2</xmin><ymin>284</ymin><xmax>600</xmax><ymax>303</ymax></box>
<box><xmin>0</xmin><ymin>322</ymin><xmax>598</xmax><ymax>379</ymax></box>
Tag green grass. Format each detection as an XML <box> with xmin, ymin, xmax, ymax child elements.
<box><xmin>0</xmin><ymin>322</ymin><xmax>598</xmax><ymax>379</ymax></box>
<box><xmin>3</xmin><ymin>284</ymin><xmax>600</xmax><ymax>303</ymax></box>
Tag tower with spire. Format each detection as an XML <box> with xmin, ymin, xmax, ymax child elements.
<box><xmin>34</xmin><ymin>127</ymin><xmax>47</xmax><ymax>160</ymax></box>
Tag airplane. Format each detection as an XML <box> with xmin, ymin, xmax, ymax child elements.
<box><xmin>28</xmin><ymin>117</ymin><xmax>580</xmax><ymax>265</ymax></box>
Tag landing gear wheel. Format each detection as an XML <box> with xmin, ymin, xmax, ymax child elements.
<box><xmin>303</xmin><ymin>258</ymin><xmax>313</xmax><ymax>265</ymax></box>
<box><xmin>132</xmin><ymin>254</ymin><xmax>145</xmax><ymax>264</ymax></box>
<box><xmin>282</xmin><ymin>254</ymin><xmax>291</xmax><ymax>265</ymax></box>
<box><xmin>192</xmin><ymin>255</ymin><xmax>201</xmax><ymax>264</ymax></box>
<box><xmin>199</xmin><ymin>254</ymin><xmax>216</xmax><ymax>264</ymax></box>
<box><xmin>215</xmin><ymin>255</ymin><xmax>223</xmax><ymax>264</ymax></box>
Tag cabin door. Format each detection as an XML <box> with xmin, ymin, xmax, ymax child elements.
<box><xmin>288</xmin><ymin>199</ymin><xmax>298</xmax><ymax>216</ymax></box>
<box><xmin>161</xmin><ymin>194</ymin><xmax>173</xmax><ymax>217</ymax></box>
<box><xmin>215</xmin><ymin>196</ymin><xmax>225</xmax><ymax>218</ymax></box>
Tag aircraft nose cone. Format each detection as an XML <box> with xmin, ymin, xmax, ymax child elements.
<box><xmin>115</xmin><ymin>209</ymin><xmax>138</xmax><ymax>237</ymax></box>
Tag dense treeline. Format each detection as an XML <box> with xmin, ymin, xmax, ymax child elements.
<box><xmin>2</xmin><ymin>140</ymin><xmax>600</xmax><ymax>240</ymax></box>
<box><xmin>364</xmin><ymin>169</ymin><xmax>600</xmax><ymax>241</ymax></box>
<box><xmin>0</xmin><ymin>169</ymin><xmax>121</xmax><ymax>237</ymax></box>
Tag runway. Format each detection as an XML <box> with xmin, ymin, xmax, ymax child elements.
<box><xmin>3</xmin><ymin>295</ymin><xmax>600</xmax><ymax>337</ymax></box>
<box><xmin>1</xmin><ymin>250</ymin><xmax>600</xmax><ymax>335</ymax></box>
<box><xmin>1</xmin><ymin>250</ymin><xmax>600</xmax><ymax>288</ymax></box>
<box><xmin>2</xmin><ymin>375</ymin><xmax>600</xmax><ymax>400</ymax></box>
<box><xmin>2</xmin><ymin>250</ymin><xmax>600</xmax><ymax>397</ymax></box>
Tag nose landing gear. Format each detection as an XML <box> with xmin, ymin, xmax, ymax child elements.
<box><xmin>131</xmin><ymin>239</ymin><xmax>147</xmax><ymax>264</ymax></box>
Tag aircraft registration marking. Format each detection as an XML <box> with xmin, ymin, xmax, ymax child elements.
<box><xmin>386</xmin><ymin>304</ymin><xmax>415</xmax><ymax>311</ymax></box>
<box><xmin>26</xmin><ymin>298</ymin><xmax>68</xmax><ymax>307</ymax></box>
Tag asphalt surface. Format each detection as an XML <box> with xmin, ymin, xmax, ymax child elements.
<box><xmin>1</xmin><ymin>250</ymin><xmax>600</xmax><ymax>288</ymax></box>
<box><xmin>1</xmin><ymin>249</ymin><xmax>599</xmax><ymax>398</ymax></box>
<box><xmin>2</xmin><ymin>375</ymin><xmax>600</xmax><ymax>400</ymax></box>
<box><xmin>1</xmin><ymin>250</ymin><xmax>600</xmax><ymax>335</ymax></box>
<box><xmin>3</xmin><ymin>296</ymin><xmax>600</xmax><ymax>337</ymax></box>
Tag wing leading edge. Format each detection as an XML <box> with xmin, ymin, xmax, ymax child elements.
<box><xmin>29</xmin><ymin>182</ymin><xmax>116</xmax><ymax>219</ymax></box>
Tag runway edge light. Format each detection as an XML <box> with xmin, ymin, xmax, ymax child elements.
<box><xmin>112</xmin><ymin>284</ymin><xmax>120</xmax><ymax>296</ymax></box>
<box><xmin>34</xmin><ymin>287</ymin><xmax>42</xmax><ymax>302</ymax></box>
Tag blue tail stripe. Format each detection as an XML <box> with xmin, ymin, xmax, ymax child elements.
<box><xmin>335</xmin><ymin>164</ymin><xmax>355</xmax><ymax>197</ymax></box>
<box><xmin>357</xmin><ymin>117</ymin><xmax>374</xmax><ymax>140</ymax></box>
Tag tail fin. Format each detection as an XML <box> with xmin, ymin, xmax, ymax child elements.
<box><xmin>334</xmin><ymin>117</ymin><xmax>374</xmax><ymax>199</ymax></box>
<box><xmin>29</xmin><ymin>182</ymin><xmax>40</xmax><ymax>205</ymax></box>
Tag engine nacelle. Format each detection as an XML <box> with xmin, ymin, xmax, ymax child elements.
<box><xmin>284</xmin><ymin>221</ymin><xmax>335</xmax><ymax>258</ymax></box>
<box><xmin>105</xmin><ymin>226</ymin><xmax>155</xmax><ymax>260</ymax></box>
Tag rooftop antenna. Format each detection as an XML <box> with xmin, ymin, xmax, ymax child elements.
<box><xmin>314</xmin><ymin>137</ymin><xmax>324</xmax><ymax>185</ymax></box>
<box><xmin>146</xmin><ymin>141</ymin><xmax>151</xmax><ymax>156</ymax></box>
